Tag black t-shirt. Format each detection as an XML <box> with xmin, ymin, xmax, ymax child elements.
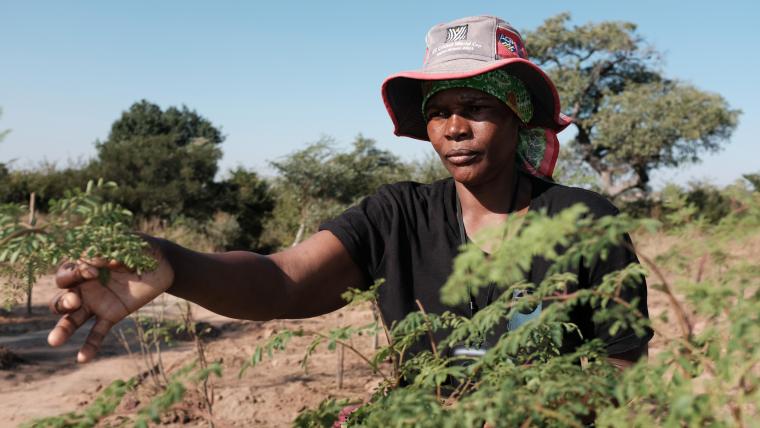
<box><xmin>320</xmin><ymin>173</ymin><xmax>653</xmax><ymax>357</ymax></box>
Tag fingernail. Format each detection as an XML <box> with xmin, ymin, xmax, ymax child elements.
<box><xmin>60</xmin><ymin>296</ymin><xmax>71</xmax><ymax>310</ymax></box>
<box><xmin>54</xmin><ymin>297</ymin><xmax>66</xmax><ymax>313</ymax></box>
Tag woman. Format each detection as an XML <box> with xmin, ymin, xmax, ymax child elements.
<box><xmin>47</xmin><ymin>16</ymin><xmax>651</xmax><ymax>368</ymax></box>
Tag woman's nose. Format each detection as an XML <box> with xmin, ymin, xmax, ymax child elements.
<box><xmin>444</xmin><ymin>114</ymin><xmax>472</xmax><ymax>141</ymax></box>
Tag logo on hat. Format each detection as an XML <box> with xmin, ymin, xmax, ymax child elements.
<box><xmin>445</xmin><ymin>25</ymin><xmax>468</xmax><ymax>42</ymax></box>
<box><xmin>499</xmin><ymin>34</ymin><xmax>517</xmax><ymax>53</ymax></box>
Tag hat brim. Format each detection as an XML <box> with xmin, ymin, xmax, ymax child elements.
<box><xmin>381</xmin><ymin>58</ymin><xmax>572</xmax><ymax>141</ymax></box>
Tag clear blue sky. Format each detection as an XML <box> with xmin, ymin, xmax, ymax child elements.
<box><xmin>1</xmin><ymin>0</ymin><xmax>757</xmax><ymax>187</ymax></box>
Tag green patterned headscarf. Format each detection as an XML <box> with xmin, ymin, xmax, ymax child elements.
<box><xmin>420</xmin><ymin>69</ymin><xmax>550</xmax><ymax>177</ymax></box>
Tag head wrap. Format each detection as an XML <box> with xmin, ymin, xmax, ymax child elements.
<box><xmin>420</xmin><ymin>69</ymin><xmax>551</xmax><ymax>178</ymax></box>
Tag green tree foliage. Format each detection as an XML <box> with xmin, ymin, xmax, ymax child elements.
<box><xmin>265</xmin><ymin>136</ymin><xmax>411</xmax><ymax>247</ymax></box>
<box><xmin>213</xmin><ymin>167</ymin><xmax>275</xmax><ymax>251</ymax></box>
<box><xmin>0</xmin><ymin>162</ymin><xmax>94</xmax><ymax>211</ymax></box>
<box><xmin>92</xmin><ymin>100</ymin><xmax>224</xmax><ymax>220</ymax></box>
<box><xmin>526</xmin><ymin>14</ymin><xmax>740</xmax><ymax>199</ymax></box>
<box><xmin>743</xmin><ymin>172</ymin><xmax>760</xmax><ymax>193</ymax></box>
<box><xmin>552</xmin><ymin>146</ymin><xmax>600</xmax><ymax>191</ymax></box>
<box><xmin>408</xmin><ymin>151</ymin><xmax>451</xmax><ymax>184</ymax></box>
<box><xmin>619</xmin><ymin>178</ymin><xmax>757</xmax><ymax>227</ymax></box>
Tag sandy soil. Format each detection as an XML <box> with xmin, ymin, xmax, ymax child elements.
<box><xmin>2</xmin><ymin>230</ymin><xmax>758</xmax><ymax>427</ymax></box>
<box><xmin>0</xmin><ymin>276</ymin><xmax>384</xmax><ymax>427</ymax></box>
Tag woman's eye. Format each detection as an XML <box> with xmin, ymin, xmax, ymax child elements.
<box><xmin>426</xmin><ymin>110</ymin><xmax>445</xmax><ymax>120</ymax></box>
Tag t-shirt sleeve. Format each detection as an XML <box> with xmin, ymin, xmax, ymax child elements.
<box><xmin>318</xmin><ymin>185</ymin><xmax>399</xmax><ymax>289</ymax></box>
<box><xmin>580</xmin><ymin>196</ymin><xmax>654</xmax><ymax>356</ymax></box>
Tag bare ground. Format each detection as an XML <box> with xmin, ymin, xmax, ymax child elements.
<box><xmin>2</xmin><ymin>230</ymin><xmax>758</xmax><ymax>427</ymax></box>
<box><xmin>0</xmin><ymin>276</ymin><xmax>384</xmax><ymax>427</ymax></box>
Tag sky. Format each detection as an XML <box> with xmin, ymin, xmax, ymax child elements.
<box><xmin>1</xmin><ymin>0</ymin><xmax>758</xmax><ymax>187</ymax></box>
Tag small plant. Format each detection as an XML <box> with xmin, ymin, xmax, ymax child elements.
<box><xmin>21</xmin><ymin>377</ymin><xmax>138</xmax><ymax>428</ymax></box>
<box><xmin>131</xmin><ymin>359</ymin><xmax>222</xmax><ymax>428</ymax></box>
<box><xmin>0</xmin><ymin>179</ymin><xmax>157</xmax><ymax>313</ymax></box>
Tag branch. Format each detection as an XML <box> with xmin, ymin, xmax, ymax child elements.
<box><xmin>0</xmin><ymin>225</ymin><xmax>48</xmax><ymax>247</ymax></box>
<box><xmin>625</xmin><ymin>243</ymin><xmax>693</xmax><ymax>339</ymax></box>
<box><xmin>309</xmin><ymin>330</ymin><xmax>391</xmax><ymax>383</ymax></box>
<box><xmin>415</xmin><ymin>299</ymin><xmax>439</xmax><ymax>358</ymax></box>
<box><xmin>373</xmin><ymin>300</ymin><xmax>393</xmax><ymax>350</ymax></box>
<box><xmin>533</xmin><ymin>404</ymin><xmax>583</xmax><ymax>428</ymax></box>
<box><xmin>415</xmin><ymin>299</ymin><xmax>443</xmax><ymax>401</ymax></box>
<box><xmin>571</xmin><ymin>101</ymin><xmax>582</xmax><ymax>120</ymax></box>
<box><xmin>577</xmin><ymin>48</ymin><xmax>598</xmax><ymax>63</ymax></box>
<box><xmin>541</xmin><ymin>287</ymin><xmax>714</xmax><ymax>375</ymax></box>
<box><xmin>606</xmin><ymin>176</ymin><xmax>642</xmax><ymax>199</ymax></box>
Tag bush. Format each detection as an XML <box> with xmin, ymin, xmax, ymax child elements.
<box><xmin>620</xmin><ymin>180</ymin><xmax>749</xmax><ymax>228</ymax></box>
<box><xmin>0</xmin><ymin>162</ymin><xmax>95</xmax><ymax>211</ymax></box>
<box><xmin>140</xmin><ymin>212</ymin><xmax>241</xmax><ymax>253</ymax></box>
<box><xmin>244</xmin><ymin>195</ymin><xmax>760</xmax><ymax>427</ymax></box>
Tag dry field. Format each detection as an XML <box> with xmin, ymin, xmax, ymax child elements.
<box><xmin>1</xmin><ymin>228</ymin><xmax>758</xmax><ymax>427</ymax></box>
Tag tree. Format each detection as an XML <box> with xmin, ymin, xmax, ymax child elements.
<box><xmin>408</xmin><ymin>151</ymin><xmax>451</xmax><ymax>184</ymax></box>
<box><xmin>266</xmin><ymin>136</ymin><xmax>411</xmax><ymax>247</ymax></box>
<box><xmin>213</xmin><ymin>167</ymin><xmax>275</xmax><ymax>252</ymax></box>
<box><xmin>525</xmin><ymin>14</ymin><xmax>740</xmax><ymax>199</ymax></box>
<box><xmin>743</xmin><ymin>172</ymin><xmax>760</xmax><ymax>193</ymax></box>
<box><xmin>92</xmin><ymin>100</ymin><xmax>224</xmax><ymax>220</ymax></box>
<box><xmin>0</xmin><ymin>162</ymin><xmax>94</xmax><ymax>210</ymax></box>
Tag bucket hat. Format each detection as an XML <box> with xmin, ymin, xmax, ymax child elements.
<box><xmin>381</xmin><ymin>15</ymin><xmax>572</xmax><ymax>178</ymax></box>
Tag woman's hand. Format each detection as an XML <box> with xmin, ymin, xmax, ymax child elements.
<box><xmin>47</xmin><ymin>244</ymin><xmax>174</xmax><ymax>363</ymax></box>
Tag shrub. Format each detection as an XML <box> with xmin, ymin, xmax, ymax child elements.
<box><xmin>245</xmin><ymin>196</ymin><xmax>760</xmax><ymax>427</ymax></box>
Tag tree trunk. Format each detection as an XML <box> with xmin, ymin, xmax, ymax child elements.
<box><xmin>598</xmin><ymin>169</ymin><xmax>615</xmax><ymax>196</ymax></box>
<box><xmin>599</xmin><ymin>171</ymin><xmax>642</xmax><ymax>200</ymax></box>
<box><xmin>291</xmin><ymin>205</ymin><xmax>309</xmax><ymax>247</ymax></box>
<box><xmin>574</xmin><ymin>128</ymin><xmax>644</xmax><ymax>199</ymax></box>
<box><xmin>291</xmin><ymin>221</ymin><xmax>306</xmax><ymax>247</ymax></box>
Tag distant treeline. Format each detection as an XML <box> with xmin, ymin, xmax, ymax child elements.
<box><xmin>0</xmin><ymin>101</ymin><xmax>449</xmax><ymax>252</ymax></box>
<box><xmin>2</xmin><ymin>99</ymin><xmax>758</xmax><ymax>253</ymax></box>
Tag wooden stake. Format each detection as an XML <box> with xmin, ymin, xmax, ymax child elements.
<box><xmin>372</xmin><ymin>308</ymin><xmax>379</xmax><ymax>350</ymax></box>
<box><xmin>28</xmin><ymin>192</ymin><xmax>36</xmax><ymax>225</ymax></box>
<box><xmin>26</xmin><ymin>192</ymin><xmax>36</xmax><ymax>316</ymax></box>
<box><xmin>337</xmin><ymin>343</ymin><xmax>345</xmax><ymax>389</ymax></box>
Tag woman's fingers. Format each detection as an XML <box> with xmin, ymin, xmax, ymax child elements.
<box><xmin>77</xmin><ymin>260</ymin><xmax>100</xmax><ymax>280</ymax></box>
<box><xmin>55</xmin><ymin>260</ymin><xmax>103</xmax><ymax>287</ymax></box>
<box><xmin>107</xmin><ymin>259</ymin><xmax>123</xmax><ymax>270</ymax></box>
<box><xmin>47</xmin><ymin>307</ymin><xmax>91</xmax><ymax>347</ymax></box>
<box><xmin>55</xmin><ymin>262</ymin><xmax>85</xmax><ymax>289</ymax></box>
<box><xmin>49</xmin><ymin>290</ymin><xmax>82</xmax><ymax>315</ymax></box>
<box><xmin>77</xmin><ymin>318</ymin><xmax>114</xmax><ymax>363</ymax></box>
<box><xmin>56</xmin><ymin>258</ymin><xmax>130</xmax><ymax>289</ymax></box>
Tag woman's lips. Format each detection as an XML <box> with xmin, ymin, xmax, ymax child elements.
<box><xmin>446</xmin><ymin>149</ymin><xmax>481</xmax><ymax>166</ymax></box>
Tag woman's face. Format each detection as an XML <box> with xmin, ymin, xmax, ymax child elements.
<box><xmin>425</xmin><ymin>87</ymin><xmax>521</xmax><ymax>187</ymax></box>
